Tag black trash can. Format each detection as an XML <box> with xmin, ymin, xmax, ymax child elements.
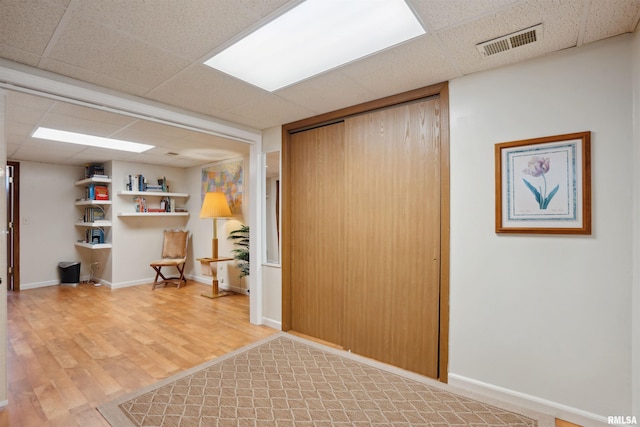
<box><xmin>58</xmin><ymin>262</ymin><xmax>80</xmax><ymax>286</ymax></box>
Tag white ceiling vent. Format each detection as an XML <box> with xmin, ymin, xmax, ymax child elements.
<box><xmin>477</xmin><ymin>24</ymin><xmax>543</xmax><ymax>57</ymax></box>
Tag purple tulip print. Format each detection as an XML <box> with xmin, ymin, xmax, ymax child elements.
<box><xmin>522</xmin><ymin>156</ymin><xmax>559</xmax><ymax>209</ymax></box>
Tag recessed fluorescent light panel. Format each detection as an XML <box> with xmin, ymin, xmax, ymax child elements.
<box><xmin>32</xmin><ymin>127</ymin><xmax>154</xmax><ymax>153</ymax></box>
<box><xmin>203</xmin><ymin>0</ymin><xmax>425</xmax><ymax>91</ymax></box>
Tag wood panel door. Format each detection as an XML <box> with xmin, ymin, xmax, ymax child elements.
<box><xmin>342</xmin><ymin>99</ymin><xmax>442</xmax><ymax>378</ymax></box>
<box><xmin>284</xmin><ymin>84</ymin><xmax>449</xmax><ymax>380</ymax></box>
<box><xmin>289</xmin><ymin>122</ymin><xmax>346</xmax><ymax>345</ymax></box>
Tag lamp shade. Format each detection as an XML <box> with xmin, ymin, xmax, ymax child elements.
<box><xmin>200</xmin><ymin>192</ymin><xmax>232</xmax><ymax>218</ymax></box>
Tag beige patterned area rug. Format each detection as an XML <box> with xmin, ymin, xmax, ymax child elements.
<box><xmin>98</xmin><ymin>333</ymin><xmax>554</xmax><ymax>427</ymax></box>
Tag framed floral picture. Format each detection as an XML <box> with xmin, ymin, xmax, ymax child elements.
<box><xmin>495</xmin><ymin>131</ymin><xmax>591</xmax><ymax>234</ymax></box>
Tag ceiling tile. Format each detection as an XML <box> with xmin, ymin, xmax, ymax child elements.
<box><xmin>277</xmin><ymin>70</ymin><xmax>375</xmax><ymax>117</ymax></box>
<box><xmin>50</xmin><ymin>101</ymin><xmax>137</xmax><ymax>128</ymax></box>
<box><xmin>147</xmin><ymin>64</ymin><xmax>265</xmax><ymax>116</ymax></box>
<box><xmin>0</xmin><ymin>45</ymin><xmax>42</xmax><ymax>66</ymax></box>
<box><xmin>5</xmin><ymin>121</ymin><xmax>37</xmax><ymax>144</ymax></box>
<box><xmin>73</xmin><ymin>146</ymin><xmax>139</xmax><ymax>161</ymax></box>
<box><xmin>6</xmin><ymin>143</ymin><xmax>21</xmax><ymax>158</ymax></box>
<box><xmin>411</xmin><ymin>0</ymin><xmax>522</xmax><ymax>31</ymax></box>
<box><xmin>72</xmin><ymin>0</ymin><xmax>291</xmax><ymax>61</ymax></box>
<box><xmin>8</xmin><ymin>91</ymin><xmax>55</xmax><ymax>110</ymax></box>
<box><xmin>39</xmin><ymin>58</ymin><xmax>152</xmax><ymax>97</ymax></box>
<box><xmin>37</xmin><ymin>112</ymin><xmax>129</xmax><ymax>137</ymax></box>
<box><xmin>339</xmin><ymin>34</ymin><xmax>460</xmax><ymax>98</ymax></box>
<box><xmin>10</xmin><ymin>149</ymin><xmax>74</xmax><ymax>164</ymax></box>
<box><xmin>11</xmin><ymin>138</ymin><xmax>86</xmax><ymax>164</ymax></box>
<box><xmin>221</xmin><ymin>93</ymin><xmax>317</xmax><ymax>129</ymax></box>
<box><xmin>7</xmin><ymin>104</ymin><xmax>47</xmax><ymax>127</ymax></box>
<box><xmin>44</xmin><ymin>14</ymin><xmax>190</xmax><ymax>90</ymax></box>
<box><xmin>0</xmin><ymin>0</ymin><xmax>66</xmax><ymax>55</ymax></box>
<box><xmin>583</xmin><ymin>0</ymin><xmax>640</xmax><ymax>44</ymax></box>
<box><xmin>436</xmin><ymin>0</ymin><xmax>583</xmax><ymax>76</ymax></box>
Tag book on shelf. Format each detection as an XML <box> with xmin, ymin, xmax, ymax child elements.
<box><xmin>84</xmin><ymin>206</ymin><xmax>105</xmax><ymax>222</ymax></box>
<box><xmin>84</xmin><ymin>163</ymin><xmax>105</xmax><ymax>178</ymax></box>
<box><xmin>84</xmin><ymin>227</ymin><xmax>105</xmax><ymax>244</ymax></box>
<box><xmin>159</xmin><ymin>176</ymin><xmax>167</xmax><ymax>192</ymax></box>
<box><xmin>126</xmin><ymin>175</ymin><xmax>169</xmax><ymax>192</ymax></box>
<box><xmin>133</xmin><ymin>197</ymin><xmax>147</xmax><ymax>212</ymax></box>
<box><xmin>85</xmin><ymin>184</ymin><xmax>109</xmax><ymax>200</ymax></box>
<box><xmin>94</xmin><ymin>185</ymin><xmax>109</xmax><ymax>200</ymax></box>
<box><xmin>126</xmin><ymin>174</ymin><xmax>149</xmax><ymax>191</ymax></box>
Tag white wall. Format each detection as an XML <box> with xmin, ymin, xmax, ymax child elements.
<box><xmin>17</xmin><ymin>160</ymin><xmax>193</xmax><ymax>288</ymax></box>
<box><xmin>19</xmin><ymin>161</ymin><xmax>84</xmax><ymax>287</ymax></box>
<box><xmin>185</xmin><ymin>157</ymin><xmax>250</xmax><ymax>294</ymax></box>
<box><xmin>261</xmin><ymin>126</ymin><xmax>282</xmax><ymax>328</ymax></box>
<box><xmin>110</xmin><ymin>160</ymin><xmax>189</xmax><ymax>287</ymax></box>
<box><xmin>631</xmin><ymin>30</ymin><xmax>640</xmax><ymax>419</ymax></box>
<box><xmin>449</xmin><ymin>34</ymin><xmax>633</xmax><ymax>420</ymax></box>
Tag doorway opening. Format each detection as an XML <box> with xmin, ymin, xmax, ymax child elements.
<box><xmin>6</xmin><ymin>161</ymin><xmax>19</xmax><ymax>291</ymax></box>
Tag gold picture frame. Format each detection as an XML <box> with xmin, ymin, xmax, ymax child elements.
<box><xmin>495</xmin><ymin>131</ymin><xmax>591</xmax><ymax>234</ymax></box>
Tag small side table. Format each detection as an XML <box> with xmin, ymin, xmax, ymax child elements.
<box><xmin>197</xmin><ymin>257</ymin><xmax>233</xmax><ymax>299</ymax></box>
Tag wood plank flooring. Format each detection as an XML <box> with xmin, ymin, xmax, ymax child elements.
<box><xmin>1</xmin><ymin>282</ymin><xmax>277</xmax><ymax>427</ymax></box>
<box><xmin>0</xmin><ymin>282</ymin><xmax>578</xmax><ymax>427</ymax></box>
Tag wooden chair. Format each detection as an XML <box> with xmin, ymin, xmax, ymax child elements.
<box><xmin>150</xmin><ymin>229</ymin><xmax>189</xmax><ymax>289</ymax></box>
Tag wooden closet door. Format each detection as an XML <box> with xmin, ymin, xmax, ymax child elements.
<box><xmin>343</xmin><ymin>99</ymin><xmax>441</xmax><ymax>378</ymax></box>
<box><xmin>289</xmin><ymin>122</ymin><xmax>346</xmax><ymax>345</ymax></box>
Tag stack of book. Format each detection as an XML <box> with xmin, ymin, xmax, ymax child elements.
<box><xmin>84</xmin><ymin>163</ymin><xmax>108</xmax><ymax>179</ymax></box>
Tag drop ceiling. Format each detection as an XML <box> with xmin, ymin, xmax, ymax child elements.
<box><xmin>1</xmin><ymin>0</ymin><xmax>638</xmax><ymax>167</ymax></box>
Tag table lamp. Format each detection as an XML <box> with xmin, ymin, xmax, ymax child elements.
<box><xmin>200</xmin><ymin>192</ymin><xmax>232</xmax><ymax>259</ymax></box>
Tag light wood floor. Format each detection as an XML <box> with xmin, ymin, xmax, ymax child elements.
<box><xmin>1</xmin><ymin>281</ymin><xmax>277</xmax><ymax>427</ymax></box>
<box><xmin>1</xmin><ymin>282</ymin><xmax>577</xmax><ymax>427</ymax></box>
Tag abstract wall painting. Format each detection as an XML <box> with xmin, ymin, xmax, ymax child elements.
<box><xmin>201</xmin><ymin>159</ymin><xmax>243</xmax><ymax>214</ymax></box>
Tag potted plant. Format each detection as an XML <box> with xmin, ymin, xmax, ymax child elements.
<box><xmin>227</xmin><ymin>225</ymin><xmax>249</xmax><ymax>277</ymax></box>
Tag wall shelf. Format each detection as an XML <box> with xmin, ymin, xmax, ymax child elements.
<box><xmin>117</xmin><ymin>189</ymin><xmax>189</xmax><ymax>217</ymax></box>
<box><xmin>117</xmin><ymin>212</ymin><xmax>189</xmax><ymax>217</ymax></box>
<box><xmin>75</xmin><ymin>221</ymin><xmax>112</xmax><ymax>227</ymax></box>
<box><xmin>75</xmin><ymin>200</ymin><xmax>112</xmax><ymax>206</ymax></box>
<box><xmin>75</xmin><ymin>242</ymin><xmax>112</xmax><ymax>249</ymax></box>
<box><xmin>75</xmin><ymin>177</ymin><xmax>112</xmax><ymax>186</ymax></box>
<box><xmin>76</xmin><ymin>168</ymin><xmax>111</xmax><ymax>249</ymax></box>
<box><xmin>117</xmin><ymin>190</ymin><xmax>188</xmax><ymax>198</ymax></box>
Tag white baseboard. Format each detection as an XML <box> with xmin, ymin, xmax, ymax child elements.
<box><xmin>448</xmin><ymin>374</ymin><xmax>609</xmax><ymax>427</ymax></box>
<box><xmin>105</xmin><ymin>278</ymin><xmax>151</xmax><ymax>289</ymax></box>
<box><xmin>20</xmin><ymin>280</ymin><xmax>60</xmax><ymax>290</ymax></box>
<box><xmin>0</xmin><ymin>399</ymin><xmax>7</xmax><ymax>409</ymax></box>
<box><xmin>261</xmin><ymin>317</ymin><xmax>282</xmax><ymax>330</ymax></box>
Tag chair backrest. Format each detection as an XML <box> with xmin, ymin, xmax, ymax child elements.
<box><xmin>161</xmin><ymin>229</ymin><xmax>189</xmax><ymax>259</ymax></box>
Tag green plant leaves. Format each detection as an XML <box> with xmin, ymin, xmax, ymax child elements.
<box><xmin>228</xmin><ymin>225</ymin><xmax>250</xmax><ymax>277</ymax></box>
